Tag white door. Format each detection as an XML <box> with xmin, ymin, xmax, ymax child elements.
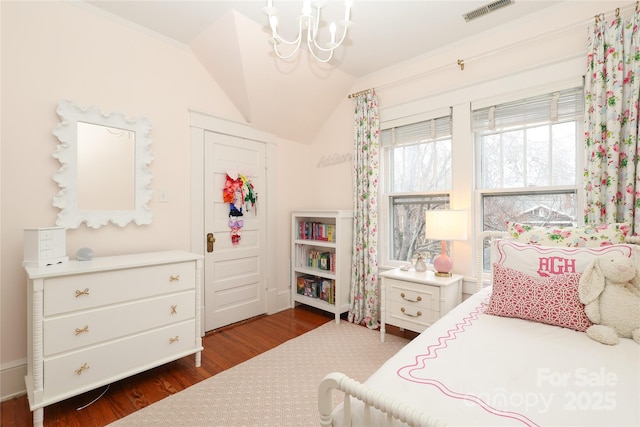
<box><xmin>204</xmin><ymin>131</ymin><xmax>267</xmax><ymax>330</ymax></box>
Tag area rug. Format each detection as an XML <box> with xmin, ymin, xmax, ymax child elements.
<box><xmin>108</xmin><ymin>321</ymin><xmax>409</xmax><ymax>427</ymax></box>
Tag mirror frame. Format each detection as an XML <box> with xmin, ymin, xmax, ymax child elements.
<box><xmin>52</xmin><ymin>99</ymin><xmax>153</xmax><ymax>229</ymax></box>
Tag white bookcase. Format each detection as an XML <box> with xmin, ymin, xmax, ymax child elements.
<box><xmin>291</xmin><ymin>210</ymin><xmax>353</xmax><ymax>322</ymax></box>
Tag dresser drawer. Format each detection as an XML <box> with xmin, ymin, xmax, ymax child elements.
<box><xmin>43</xmin><ymin>290</ymin><xmax>196</xmax><ymax>356</ymax></box>
<box><xmin>44</xmin><ymin>262</ymin><xmax>195</xmax><ymax>316</ymax></box>
<box><xmin>386</xmin><ymin>278</ymin><xmax>439</xmax><ymax>310</ymax></box>
<box><xmin>43</xmin><ymin>320</ymin><xmax>198</xmax><ymax>400</ymax></box>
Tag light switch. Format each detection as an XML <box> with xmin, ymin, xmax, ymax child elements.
<box><xmin>158</xmin><ymin>189</ymin><xmax>169</xmax><ymax>203</ymax></box>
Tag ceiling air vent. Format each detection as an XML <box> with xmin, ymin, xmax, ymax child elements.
<box><xmin>463</xmin><ymin>0</ymin><xmax>515</xmax><ymax>22</ymax></box>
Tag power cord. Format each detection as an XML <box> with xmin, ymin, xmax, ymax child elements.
<box><xmin>76</xmin><ymin>384</ymin><xmax>111</xmax><ymax>411</ymax></box>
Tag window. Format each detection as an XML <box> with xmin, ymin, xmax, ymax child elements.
<box><xmin>474</xmin><ymin>88</ymin><xmax>583</xmax><ymax>269</ymax></box>
<box><xmin>475</xmin><ymin>87</ymin><xmax>583</xmax><ymax>233</ymax></box>
<box><xmin>381</xmin><ymin>114</ymin><xmax>452</xmax><ymax>265</ymax></box>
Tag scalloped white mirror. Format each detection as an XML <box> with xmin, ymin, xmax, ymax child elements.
<box><xmin>52</xmin><ymin>100</ymin><xmax>153</xmax><ymax>229</ymax></box>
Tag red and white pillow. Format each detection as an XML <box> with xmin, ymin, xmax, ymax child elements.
<box><xmin>486</xmin><ymin>263</ymin><xmax>592</xmax><ymax>332</ymax></box>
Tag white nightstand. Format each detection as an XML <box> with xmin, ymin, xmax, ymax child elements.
<box><xmin>379</xmin><ymin>269</ymin><xmax>463</xmax><ymax>342</ymax></box>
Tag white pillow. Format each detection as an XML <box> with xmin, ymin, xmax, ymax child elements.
<box><xmin>491</xmin><ymin>240</ymin><xmax>637</xmax><ymax>278</ymax></box>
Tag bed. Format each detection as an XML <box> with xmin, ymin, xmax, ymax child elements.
<box><xmin>318</xmin><ymin>228</ymin><xmax>640</xmax><ymax>426</ymax></box>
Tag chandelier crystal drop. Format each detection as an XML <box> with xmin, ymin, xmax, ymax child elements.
<box><xmin>263</xmin><ymin>0</ymin><xmax>352</xmax><ymax>63</ymax></box>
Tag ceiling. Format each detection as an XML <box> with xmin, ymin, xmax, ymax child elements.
<box><xmin>83</xmin><ymin>1</ymin><xmax>564</xmax><ymax>142</ymax></box>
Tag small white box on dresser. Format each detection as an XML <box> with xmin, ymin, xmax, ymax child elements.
<box><xmin>23</xmin><ymin>227</ymin><xmax>68</xmax><ymax>267</ymax></box>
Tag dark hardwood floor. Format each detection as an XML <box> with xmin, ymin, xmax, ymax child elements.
<box><xmin>1</xmin><ymin>305</ymin><xmax>414</xmax><ymax>427</ymax></box>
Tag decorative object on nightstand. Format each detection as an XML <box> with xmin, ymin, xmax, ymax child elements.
<box><xmin>379</xmin><ymin>269</ymin><xmax>463</xmax><ymax>342</ymax></box>
<box><xmin>414</xmin><ymin>254</ymin><xmax>427</xmax><ymax>272</ymax></box>
<box><xmin>424</xmin><ymin>210</ymin><xmax>468</xmax><ymax>277</ymax></box>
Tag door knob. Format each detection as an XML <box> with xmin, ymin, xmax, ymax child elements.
<box><xmin>207</xmin><ymin>233</ymin><xmax>216</xmax><ymax>252</ymax></box>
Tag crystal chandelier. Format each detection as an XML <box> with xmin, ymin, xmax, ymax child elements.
<box><xmin>262</xmin><ymin>0</ymin><xmax>352</xmax><ymax>63</ymax></box>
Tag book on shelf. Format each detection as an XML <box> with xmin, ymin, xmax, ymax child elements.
<box><xmin>296</xmin><ymin>275</ymin><xmax>335</xmax><ymax>304</ymax></box>
<box><xmin>298</xmin><ymin>247</ymin><xmax>335</xmax><ymax>271</ymax></box>
<box><xmin>320</xmin><ymin>279</ymin><xmax>335</xmax><ymax>304</ymax></box>
<box><xmin>319</xmin><ymin>252</ymin><xmax>329</xmax><ymax>270</ymax></box>
<box><xmin>297</xmin><ymin>221</ymin><xmax>336</xmax><ymax>242</ymax></box>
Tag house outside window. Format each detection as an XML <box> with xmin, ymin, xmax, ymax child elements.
<box><xmin>380</xmin><ymin>114</ymin><xmax>452</xmax><ymax>266</ymax></box>
<box><xmin>474</xmin><ymin>87</ymin><xmax>584</xmax><ymax>267</ymax></box>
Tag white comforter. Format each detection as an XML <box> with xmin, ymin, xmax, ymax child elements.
<box><xmin>339</xmin><ymin>288</ymin><xmax>640</xmax><ymax>426</ymax></box>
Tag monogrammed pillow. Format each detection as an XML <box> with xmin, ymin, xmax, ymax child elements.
<box><xmin>487</xmin><ymin>263</ymin><xmax>593</xmax><ymax>332</ymax></box>
<box><xmin>506</xmin><ymin>222</ymin><xmax>630</xmax><ymax>247</ymax></box>
<box><xmin>491</xmin><ymin>239</ymin><xmax>636</xmax><ymax>278</ymax></box>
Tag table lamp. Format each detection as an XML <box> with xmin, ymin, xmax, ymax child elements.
<box><xmin>424</xmin><ymin>210</ymin><xmax>468</xmax><ymax>277</ymax></box>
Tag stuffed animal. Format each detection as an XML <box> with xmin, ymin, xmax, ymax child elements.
<box><xmin>578</xmin><ymin>253</ymin><xmax>640</xmax><ymax>345</ymax></box>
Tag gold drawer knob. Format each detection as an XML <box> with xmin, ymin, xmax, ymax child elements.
<box><xmin>169</xmin><ymin>275</ymin><xmax>181</xmax><ymax>282</ymax></box>
<box><xmin>75</xmin><ymin>363</ymin><xmax>89</xmax><ymax>375</ymax></box>
<box><xmin>171</xmin><ymin>305</ymin><xmax>178</xmax><ymax>315</ymax></box>
<box><xmin>400</xmin><ymin>307</ymin><xmax>422</xmax><ymax>317</ymax></box>
<box><xmin>75</xmin><ymin>325</ymin><xmax>89</xmax><ymax>335</ymax></box>
<box><xmin>400</xmin><ymin>292</ymin><xmax>422</xmax><ymax>303</ymax></box>
<box><xmin>75</xmin><ymin>288</ymin><xmax>90</xmax><ymax>297</ymax></box>
<box><xmin>169</xmin><ymin>336</ymin><xmax>180</xmax><ymax>344</ymax></box>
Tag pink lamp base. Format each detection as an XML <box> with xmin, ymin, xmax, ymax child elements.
<box><xmin>433</xmin><ymin>254</ymin><xmax>452</xmax><ymax>277</ymax></box>
<box><xmin>433</xmin><ymin>241</ymin><xmax>453</xmax><ymax>277</ymax></box>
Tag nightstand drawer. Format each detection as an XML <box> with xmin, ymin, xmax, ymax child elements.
<box><xmin>386</xmin><ymin>278</ymin><xmax>439</xmax><ymax>311</ymax></box>
<box><xmin>386</xmin><ymin>300</ymin><xmax>439</xmax><ymax>331</ymax></box>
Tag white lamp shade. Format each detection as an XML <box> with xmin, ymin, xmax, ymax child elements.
<box><xmin>424</xmin><ymin>210</ymin><xmax>468</xmax><ymax>241</ymax></box>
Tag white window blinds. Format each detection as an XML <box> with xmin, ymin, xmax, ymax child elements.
<box><xmin>472</xmin><ymin>87</ymin><xmax>584</xmax><ymax>132</ymax></box>
<box><xmin>381</xmin><ymin>113</ymin><xmax>452</xmax><ymax>147</ymax></box>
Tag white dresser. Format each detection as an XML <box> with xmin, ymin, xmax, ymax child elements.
<box><xmin>24</xmin><ymin>250</ymin><xmax>203</xmax><ymax>427</ymax></box>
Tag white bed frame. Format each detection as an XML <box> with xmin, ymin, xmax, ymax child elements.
<box><xmin>318</xmin><ymin>231</ymin><xmax>640</xmax><ymax>427</ymax></box>
<box><xmin>318</xmin><ymin>231</ymin><xmax>640</xmax><ymax>426</ymax></box>
<box><xmin>318</xmin><ymin>231</ymin><xmax>506</xmax><ymax>426</ymax></box>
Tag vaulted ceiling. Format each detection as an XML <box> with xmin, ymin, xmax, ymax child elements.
<box><xmin>85</xmin><ymin>1</ymin><xmax>565</xmax><ymax>142</ymax></box>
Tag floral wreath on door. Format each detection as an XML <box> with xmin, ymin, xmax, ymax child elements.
<box><xmin>222</xmin><ymin>173</ymin><xmax>257</xmax><ymax>245</ymax></box>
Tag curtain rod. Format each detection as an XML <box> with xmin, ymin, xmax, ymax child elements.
<box><xmin>347</xmin><ymin>88</ymin><xmax>374</xmax><ymax>99</ymax></box>
<box><xmin>595</xmin><ymin>2</ymin><xmax>636</xmax><ymax>22</ymax></box>
<box><xmin>371</xmin><ymin>2</ymin><xmax>635</xmax><ymax>94</ymax></box>
<box><xmin>346</xmin><ymin>3</ymin><xmax>632</xmax><ymax>98</ymax></box>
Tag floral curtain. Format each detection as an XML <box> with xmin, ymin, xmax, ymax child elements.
<box><xmin>584</xmin><ymin>7</ymin><xmax>640</xmax><ymax>234</ymax></box>
<box><xmin>348</xmin><ymin>90</ymin><xmax>380</xmax><ymax>329</ymax></box>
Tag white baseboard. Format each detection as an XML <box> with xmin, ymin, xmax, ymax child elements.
<box><xmin>265</xmin><ymin>287</ymin><xmax>292</xmax><ymax>315</ymax></box>
<box><xmin>1</xmin><ymin>359</ymin><xmax>27</xmax><ymax>402</ymax></box>
<box><xmin>277</xmin><ymin>288</ymin><xmax>291</xmax><ymax>313</ymax></box>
